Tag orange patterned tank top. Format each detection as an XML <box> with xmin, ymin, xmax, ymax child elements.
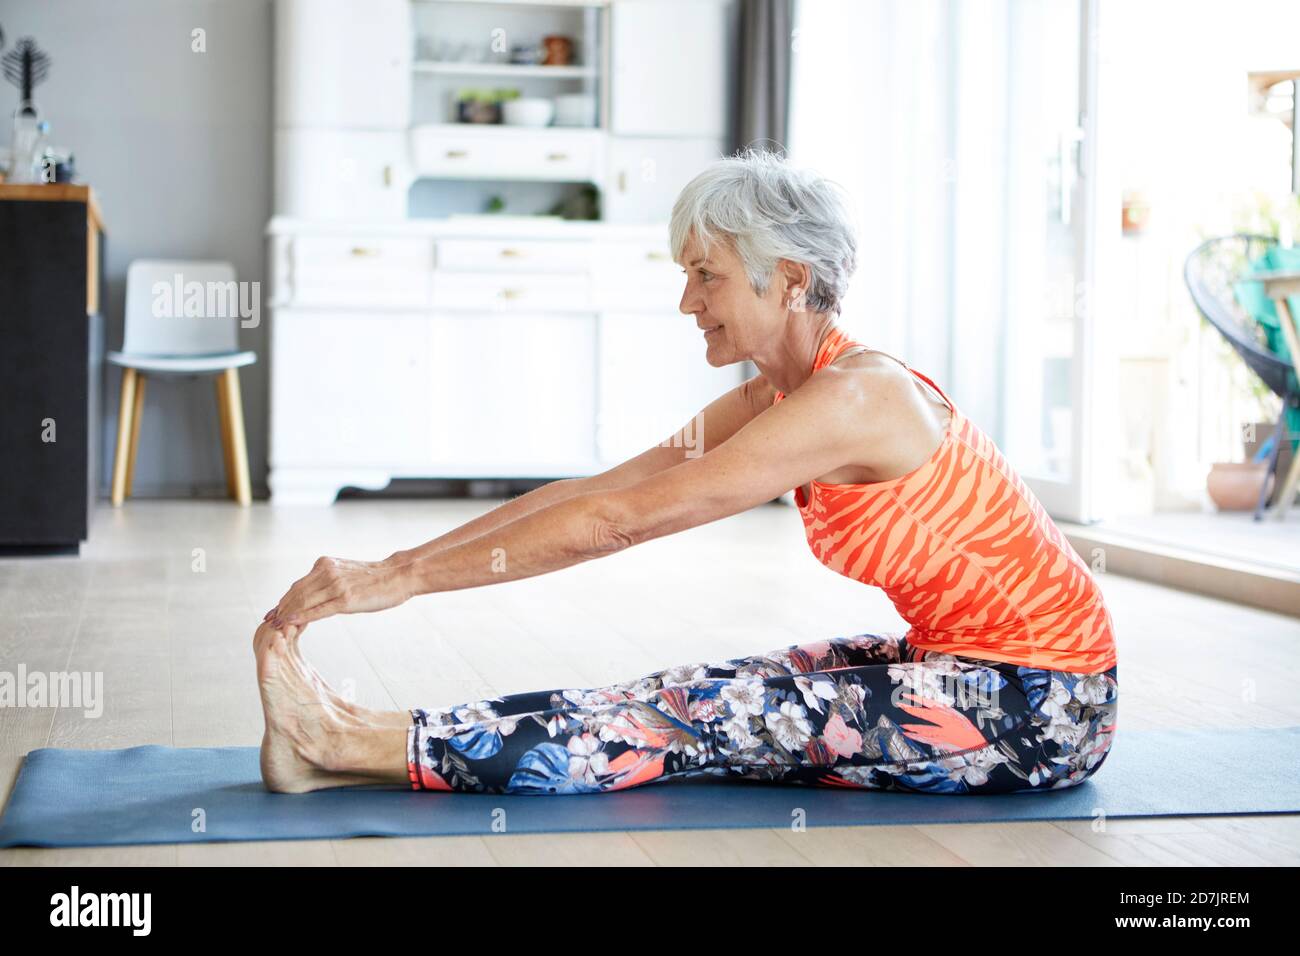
<box><xmin>773</xmin><ymin>326</ymin><xmax>1118</xmax><ymax>674</ymax></box>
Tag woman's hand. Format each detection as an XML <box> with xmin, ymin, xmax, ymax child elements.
<box><xmin>264</xmin><ymin>555</ymin><xmax>418</xmax><ymax>628</ymax></box>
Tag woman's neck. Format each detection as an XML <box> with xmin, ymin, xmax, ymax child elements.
<box><xmin>755</xmin><ymin>313</ymin><xmax>839</xmax><ymax>396</ymax></box>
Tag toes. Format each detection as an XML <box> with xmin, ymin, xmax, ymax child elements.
<box><xmin>253</xmin><ymin>620</ymin><xmax>282</xmax><ymax>654</ymax></box>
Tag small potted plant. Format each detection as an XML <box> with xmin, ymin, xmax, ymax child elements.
<box><xmin>1207</xmin><ymin>452</ymin><xmax>1273</xmax><ymax>511</ymax></box>
<box><xmin>455</xmin><ymin>88</ymin><xmax>520</xmax><ymax>124</ymax></box>
<box><xmin>1205</xmin><ymin>349</ymin><xmax>1276</xmax><ymax>511</ymax></box>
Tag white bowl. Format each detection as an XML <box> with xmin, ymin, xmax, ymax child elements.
<box><xmin>501</xmin><ymin>98</ymin><xmax>555</xmax><ymax>127</ymax></box>
<box><xmin>554</xmin><ymin>93</ymin><xmax>596</xmax><ymax>127</ymax></box>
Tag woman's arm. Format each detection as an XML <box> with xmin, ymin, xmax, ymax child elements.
<box><xmin>266</xmin><ymin>374</ymin><xmax>769</xmax><ymax>624</ymax></box>
<box><xmin>267</xmin><ymin>368</ymin><xmax>880</xmax><ymax>627</ymax></box>
<box><xmin>383</xmin><ymin>373</ymin><xmax>772</xmax><ymax>564</ymax></box>
<box><xmin>382</xmin><ymin>476</ymin><xmax>587</xmax><ymax>565</ymax></box>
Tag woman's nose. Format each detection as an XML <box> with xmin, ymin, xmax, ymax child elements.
<box><xmin>679</xmin><ymin>283</ymin><xmax>700</xmax><ymax>316</ymax></box>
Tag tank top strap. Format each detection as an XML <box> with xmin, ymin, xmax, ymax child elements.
<box><xmin>906</xmin><ymin>365</ymin><xmax>956</xmax><ymax>414</ymax></box>
<box><xmin>772</xmin><ymin>327</ymin><xmax>956</xmax><ymax>414</ymax></box>
<box><xmin>809</xmin><ymin>325</ymin><xmax>861</xmax><ymax>370</ymax></box>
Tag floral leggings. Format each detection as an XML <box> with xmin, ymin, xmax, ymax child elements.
<box><xmin>406</xmin><ymin>631</ymin><xmax>1118</xmax><ymax>796</ymax></box>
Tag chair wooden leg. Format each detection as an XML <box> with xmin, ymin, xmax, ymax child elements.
<box><xmin>124</xmin><ymin>372</ymin><xmax>146</xmax><ymax>498</ymax></box>
<box><xmin>218</xmin><ymin>368</ymin><xmax>252</xmax><ymax>506</ymax></box>
<box><xmin>214</xmin><ymin>373</ymin><xmax>237</xmax><ymax>499</ymax></box>
<box><xmin>110</xmin><ymin>368</ymin><xmax>139</xmax><ymax>507</ymax></box>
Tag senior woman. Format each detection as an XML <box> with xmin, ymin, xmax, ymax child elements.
<box><xmin>255</xmin><ymin>148</ymin><xmax>1118</xmax><ymax>797</ymax></box>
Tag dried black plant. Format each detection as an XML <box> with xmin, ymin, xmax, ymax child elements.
<box><xmin>2</xmin><ymin>37</ymin><xmax>51</xmax><ymax>116</ymax></box>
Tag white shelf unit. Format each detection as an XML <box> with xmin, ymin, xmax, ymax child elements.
<box><xmin>412</xmin><ymin>62</ymin><xmax>597</xmax><ymax>79</ymax></box>
<box><xmin>409</xmin><ymin>0</ymin><xmax>605</xmax><ymax>128</ymax></box>
<box><xmin>269</xmin><ymin>0</ymin><xmax>739</xmax><ymax>504</ymax></box>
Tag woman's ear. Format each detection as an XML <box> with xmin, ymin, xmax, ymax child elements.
<box><xmin>779</xmin><ymin>260</ymin><xmax>812</xmax><ymax>311</ymax></box>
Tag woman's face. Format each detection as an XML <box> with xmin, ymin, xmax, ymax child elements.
<box><xmin>677</xmin><ymin>231</ymin><xmax>792</xmax><ymax>367</ymax></box>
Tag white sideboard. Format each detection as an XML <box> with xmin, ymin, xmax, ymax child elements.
<box><xmin>267</xmin><ymin>218</ymin><xmax>743</xmax><ymax>504</ymax></box>
<box><xmin>269</xmin><ymin>0</ymin><xmax>739</xmax><ymax>503</ymax></box>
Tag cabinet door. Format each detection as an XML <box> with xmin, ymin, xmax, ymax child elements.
<box><xmin>271</xmin><ymin>310</ymin><xmax>431</xmax><ymax>468</ymax></box>
<box><xmin>597</xmin><ymin>311</ymin><xmax>743</xmax><ymax>464</ymax></box>
<box><xmin>275</xmin><ymin>129</ymin><xmax>411</xmax><ymax>220</ymax></box>
<box><xmin>275</xmin><ymin>0</ymin><xmax>411</xmax><ymax>129</ymax></box>
<box><xmin>604</xmin><ymin>137</ymin><xmax>725</xmax><ymax>223</ymax></box>
<box><xmin>610</xmin><ymin>0</ymin><xmax>731</xmax><ymax>137</ymax></box>
<box><xmin>429</xmin><ymin>312</ymin><xmax>597</xmax><ymax>473</ymax></box>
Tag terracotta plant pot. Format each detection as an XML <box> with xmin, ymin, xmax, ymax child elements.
<box><xmin>1206</xmin><ymin>461</ymin><xmax>1272</xmax><ymax>511</ymax></box>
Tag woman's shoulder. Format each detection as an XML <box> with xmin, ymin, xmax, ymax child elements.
<box><xmin>822</xmin><ymin>349</ymin><xmax>929</xmax><ymax>405</ymax></box>
<box><xmin>769</xmin><ymin>359</ymin><xmax>924</xmax><ymax>438</ymax></box>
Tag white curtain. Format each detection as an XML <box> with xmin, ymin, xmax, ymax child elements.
<box><xmin>788</xmin><ymin>0</ymin><xmax>1014</xmax><ymax>444</ymax></box>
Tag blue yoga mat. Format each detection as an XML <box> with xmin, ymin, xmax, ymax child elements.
<box><xmin>2</xmin><ymin>727</ymin><xmax>1298</xmax><ymax>847</ymax></box>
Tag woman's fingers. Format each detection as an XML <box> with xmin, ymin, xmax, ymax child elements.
<box><xmin>271</xmin><ymin>562</ymin><xmax>334</xmax><ymax>621</ymax></box>
<box><xmin>276</xmin><ymin>576</ymin><xmax>345</xmax><ymax>626</ymax></box>
<box><xmin>266</xmin><ymin>564</ymin><xmax>325</xmax><ymax>622</ymax></box>
<box><xmin>266</xmin><ymin>556</ymin><xmax>378</xmax><ymax>624</ymax></box>
<box><xmin>266</xmin><ymin>555</ymin><xmax>389</xmax><ymax>629</ymax></box>
<box><xmin>285</xmin><ymin>597</ymin><xmax>347</xmax><ymax>627</ymax></box>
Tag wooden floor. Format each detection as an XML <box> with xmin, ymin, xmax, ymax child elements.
<box><xmin>2</xmin><ymin>498</ymin><xmax>1298</xmax><ymax>866</ymax></box>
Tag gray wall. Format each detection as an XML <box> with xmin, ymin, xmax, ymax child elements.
<box><xmin>1</xmin><ymin>0</ymin><xmax>273</xmax><ymax>497</ymax></box>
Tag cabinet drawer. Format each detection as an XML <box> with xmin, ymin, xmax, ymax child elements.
<box><xmin>412</xmin><ymin>126</ymin><xmax>601</xmax><ymax>182</ymax></box>
<box><xmin>290</xmin><ymin>235</ymin><xmax>434</xmax><ymax>307</ymax></box>
<box><xmin>431</xmin><ymin>272</ymin><xmax>591</xmax><ymax>311</ymax></box>
<box><xmin>521</xmin><ymin>135</ymin><xmax>600</xmax><ymax>182</ymax></box>
<box><xmin>436</xmin><ymin>238</ymin><xmax>592</xmax><ymax>273</ymax></box>
<box><xmin>294</xmin><ymin>235</ymin><xmax>433</xmax><ymax>272</ymax></box>
<box><xmin>591</xmin><ymin>239</ymin><xmax>678</xmax><ymax>273</ymax></box>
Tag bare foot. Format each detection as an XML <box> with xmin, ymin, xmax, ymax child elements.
<box><xmin>277</xmin><ymin>623</ymin><xmax>366</xmax><ymax>718</ymax></box>
<box><xmin>280</xmin><ymin>623</ymin><xmax>414</xmax><ymax>731</ymax></box>
<box><xmin>255</xmin><ymin>621</ymin><xmax>383</xmax><ymax>793</ymax></box>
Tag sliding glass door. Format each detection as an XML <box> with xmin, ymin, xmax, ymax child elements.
<box><xmin>1001</xmin><ymin>0</ymin><xmax>1099</xmax><ymax>521</ymax></box>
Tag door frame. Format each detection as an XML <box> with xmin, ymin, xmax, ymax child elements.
<box><xmin>1023</xmin><ymin>0</ymin><xmax>1106</xmax><ymax>523</ymax></box>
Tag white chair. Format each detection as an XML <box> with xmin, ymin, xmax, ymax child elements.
<box><xmin>106</xmin><ymin>259</ymin><xmax>257</xmax><ymax>506</ymax></box>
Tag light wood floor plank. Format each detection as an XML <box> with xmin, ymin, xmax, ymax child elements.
<box><xmin>772</xmin><ymin>824</ymin><xmax>972</xmax><ymax>866</ymax></box>
<box><xmin>482</xmin><ymin>831</ymin><xmax>657</xmax><ymax>866</ymax></box>
<box><xmin>914</xmin><ymin>821</ymin><xmax>1123</xmax><ymax>866</ymax></box>
<box><xmin>631</xmin><ymin>826</ymin><xmax>815</xmax><ymax>866</ymax></box>
<box><xmin>329</xmin><ymin>835</ymin><xmax>498</xmax><ymax>866</ymax></box>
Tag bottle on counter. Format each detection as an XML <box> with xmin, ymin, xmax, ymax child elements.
<box><xmin>7</xmin><ymin>108</ymin><xmax>43</xmax><ymax>184</ymax></box>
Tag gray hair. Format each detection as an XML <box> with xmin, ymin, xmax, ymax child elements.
<box><xmin>669</xmin><ymin>147</ymin><xmax>859</xmax><ymax>316</ymax></box>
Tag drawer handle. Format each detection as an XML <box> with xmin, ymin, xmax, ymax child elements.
<box><xmin>546</xmin><ymin>152</ymin><xmax>569</xmax><ymax>161</ymax></box>
<box><xmin>499</xmin><ymin>248</ymin><xmax>524</xmax><ymax>258</ymax></box>
<box><xmin>350</xmin><ymin>247</ymin><xmax>379</xmax><ymax>257</ymax></box>
<box><xmin>446</xmin><ymin>149</ymin><xmax>469</xmax><ymax>159</ymax></box>
<box><xmin>645</xmin><ymin>251</ymin><xmax>669</xmax><ymax>261</ymax></box>
<box><xmin>498</xmin><ymin>288</ymin><xmax>524</xmax><ymax>300</ymax></box>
